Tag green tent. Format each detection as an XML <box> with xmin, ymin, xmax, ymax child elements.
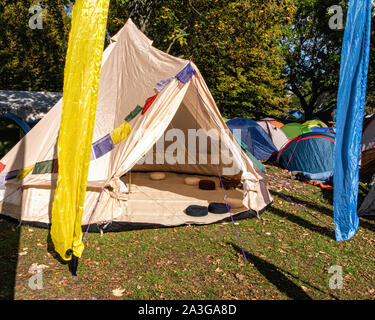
<box><xmin>303</xmin><ymin>119</ymin><xmax>327</xmax><ymax>129</ymax></box>
<box><xmin>281</xmin><ymin>122</ymin><xmax>311</xmax><ymax>140</ymax></box>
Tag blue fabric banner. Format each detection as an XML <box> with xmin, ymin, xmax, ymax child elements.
<box><xmin>176</xmin><ymin>63</ymin><xmax>196</xmax><ymax>84</ymax></box>
<box><xmin>333</xmin><ymin>0</ymin><xmax>372</xmax><ymax>241</ymax></box>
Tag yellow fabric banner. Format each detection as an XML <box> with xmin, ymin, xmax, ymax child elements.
<box><xmin>110</xmin><ymin>121</ymin><xmax>132</xmax><ymax>145</ymax></box>
<box><xmin>51</xmin><ymin>0</ymin><xmax>110</xmax><ymax>261</ymax></box>
<box><xmin>16</xmin><ymin>164</ymin><xmax>35</xmax><ymax>180</ymax></box>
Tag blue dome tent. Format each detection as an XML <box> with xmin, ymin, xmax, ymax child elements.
<box><xmin>226</xmin><ymin>118</ymin><xmax>277</xmax><ymax>161</ymax></box>
<box><xmin>277</xmin><ymin>132</ymin><xmax>335</xmax><ymax>182</ymax></box>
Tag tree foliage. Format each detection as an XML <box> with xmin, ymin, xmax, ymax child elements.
<box><xmin>189</xmin><ymin>0</ymin><xmax>294</xmax><ymax>119</ymax></box>
<box><xmin>107</xmin><ymin>0</ymin><xmax>295</xmax><ymax>119</ymax></box>
<box><xmin>285</xmin><ymin>0</ymin><xmax>375</xmax><ymax>120</ymax></box>
<box><xmin>0</xmin><ymin>1</ymin><xmax>72</xmax><ymax>91</ymax></box>
<box><xmin>283</xmin><ymin>0</ymin><xmax>347</xmax><ymax>120</ymax></box>
<box><xmin>1</xmin><ymin>0</ymin><xmax>294</xmax><ymax>119</ymax></box>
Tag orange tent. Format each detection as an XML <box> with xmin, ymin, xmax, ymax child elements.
<box><xmin>265</xmin><ymin>119</ymin><xmax>284</xmax><ymax>128</ymax></box>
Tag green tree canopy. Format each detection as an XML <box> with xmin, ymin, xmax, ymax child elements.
<box><xmin>0</xmin><ymin>1</ymin><xmax>72</xmax><ymax>91</ymax></box>
<box><xmin>285</xmin><ymin>0</ymin><xmax>375</xmax><ymax>120</ymax></box>
<box><xmin>283</xmin><ymin>0</ymin><xmax>346</xmax><ymax>121</ymax></box>
<box><xmin>1</xmin><ymin>0</ymin><xmax>295</xmax><ymax>120</ymax></box>
<box><xmin>107</xmin><ymin>0</ymin><xmax>295</xmax><ymax>119</ymax></box>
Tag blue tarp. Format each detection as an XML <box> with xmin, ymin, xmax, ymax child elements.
<box><xmin>226</xmin><ymin>118</ymin><xmax>277</xmax><ymax>161</ymax></box>
<box><xmin>333</xmin><ymin>0</ymin><xmax>372</xmax><ymax>241</ymax></box>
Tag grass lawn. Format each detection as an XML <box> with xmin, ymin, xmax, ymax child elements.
<box><xmin>1</xmin><ymin>163</ymin><xmax>375</xmax><ymax>300</ymax></box>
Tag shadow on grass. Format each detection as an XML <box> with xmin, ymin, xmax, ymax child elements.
<box><xmin>0</xmin><ymin>217</ymin><xmax>20</xmax><ymax>300</ymax></box>
<box><xmin>230</xmin><ymin>243</ymin><xmax>339</xmax><ymax>300</ymax></box>
<box><xmin>269</xmin><ymin>189</ymin><xmax>334</xmax><ymax>219</ymax></box>
<box><xmin>267</xmin><ymin>201</ymin><xmax>335</xmax><ymax>240</ymax></box>
<box><xmin>359</xmin><ymin>217</ymin><xmax>375</xmax><ymax>233</ymax></box>
<box><xmin>230</xmin><ymin>243</ymin><xmax>312</xmax><ymax>300</ymax></box>
<box><xmin>46</xmin><ymin>231</ymin><xmax>77</xmax><ymax>276</ymax></box>
<box><xmin>0</xmin><ymin>125</ymin><xmax>26</xmax><ymax>299</ymax></box>
<box><xmin>270</xmin><ymin>180</ymin><xmax>375</xmax><ymax>235</ymax></box>
<box><xmin>321</xmin><ymin>188</ymin><xmax>333</xmax><ymax>206</ymax></box>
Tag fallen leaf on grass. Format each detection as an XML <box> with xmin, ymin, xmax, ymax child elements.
<box><xmin>112</xmin><ymin>288</ymin><xmax>125</xmax><ymax>297</ymax></box>
<box><xmin>235</xmin><ymin>273</ymin><xmax>245</xmax><ymax>281</ymax></box>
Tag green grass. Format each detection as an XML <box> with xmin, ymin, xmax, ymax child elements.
<box><xmin>1</xmin><ymin>163</ymin><xmax>375</xmax><ymax>300</ymax></box>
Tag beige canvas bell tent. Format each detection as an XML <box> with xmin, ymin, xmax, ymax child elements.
<box><xmin>0</xmin><ymin>19</ymin><xmax>272</xmax><ymax>231</ymax></box>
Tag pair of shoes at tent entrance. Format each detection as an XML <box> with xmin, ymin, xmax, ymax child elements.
<box><xmin>185</xmin><ymin>202</ymin><xmax>229</xmax><ymax>217</ymax></box>
<box><xmin>185</xmin><ymin>198</ymin><xmax>244</xmax><ymax>217</ymax></box>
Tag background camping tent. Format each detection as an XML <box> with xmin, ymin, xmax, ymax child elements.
<box><xmin>0</xmin><ymin>19</ymin><xmax>272</xmax><ymax>230</ymax></box>
<box><xmin>359</xmin><ymin>148</ymin><xmax>375</xmax><ymax>181</ymax></box>
<box><xmin>358</xmin><ymin>183</ymin><xmax>375</xmax><ymax>217</ymax></box>
<box><xmin>360</xmin><ymin>115</ymin><xmax>375</xmax><ymax>180</ymax></box>
<box><xmin>360</xmin><ymin>115</ymin><xmax>375</xmax><ymax>181</ymax></box>
<box><xmin>363</xmin><ymin>113</ymin><xmax>374</xmax><ymax>129</ymax></box>
<box><xmin>226</xmin><ymin>118</ymin><xmax>277</xmax><ymax>161</ymax></box>
<box><xmin>280</xmin><ymin>122</ymin><xmax>311</xmax><ymax>140</ymax></box>
<box><xmin>303</xmin><ymin>119</ymin><xmax>327</xmax><ymax>129</ymax></box>
<box><xmin>256</xmin><ymin>120</ymin><xmax>289</xmax><ymax>150</ymax></box>
<box><xmin>277</xmin><ymin>132</ymin><xmax>335</xmax><ymax>181</ymax></box>
<box><xmin>260</xmin><ymin>117</ymin><xmax>284</xmax><ymax>128</ymax></box>
<box><xmin>361</xmin><ymin>115</ymin><xmax>375</xmax><ymax>152</ymax></box>
<box><xmin>310</xmin><ymin>127</ymin><xmax>336</xmax><ymax>134</ymax></box>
